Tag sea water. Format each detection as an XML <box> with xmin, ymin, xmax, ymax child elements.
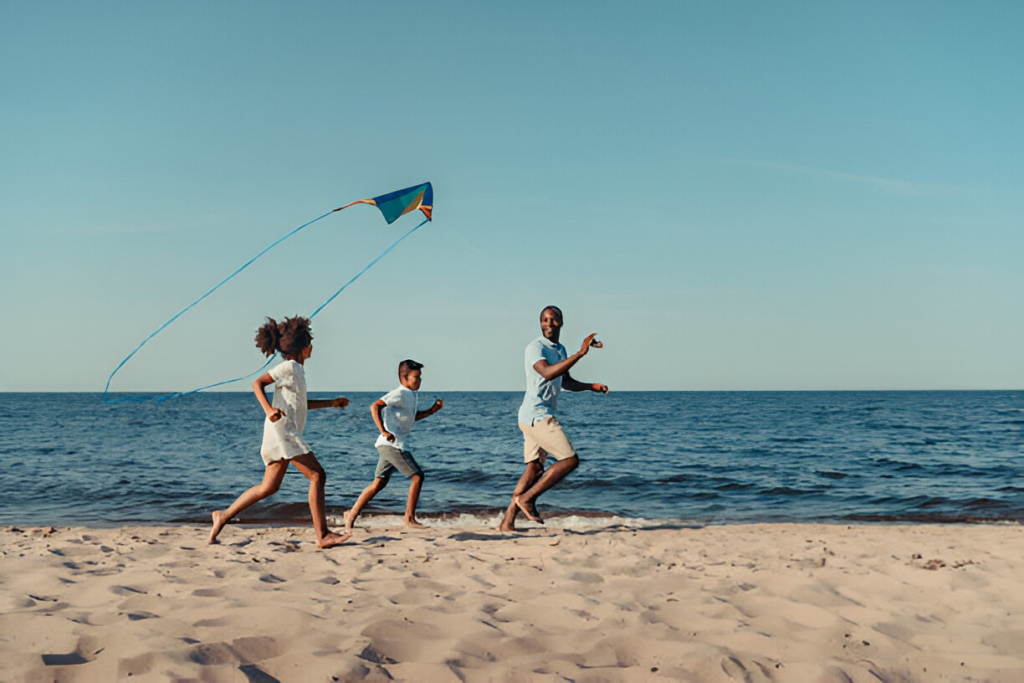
<box><xmin>1</xmin><ymin>391</ymin><xmax>1021</xmax><ymax>528</ymax></box>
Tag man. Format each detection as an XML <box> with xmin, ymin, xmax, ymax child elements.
<box><xmin>498</xmin><ymin>305</ymin><xmax>609</xmax><ymax>532</ymax></box>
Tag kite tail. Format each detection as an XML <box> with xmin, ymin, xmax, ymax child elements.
<box><xmin>102</xmin><ymin>210</ymin><xmax>334</xmax><ymax>404</ymax></box>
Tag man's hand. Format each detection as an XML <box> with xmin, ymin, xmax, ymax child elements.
<box><xmin>267</xmin><ymin>407</ymin><xmax>285</xmax><ymax>423</ymax></box>
<box><xmin>579</xmin><ymin>333</ymin><xmax>602</xmax><ymax>356</ymax></box>
<box><xmin>332</xmin><ymin>397</ymin><xmax>350</xmax><ymax>409</ymax></box>
<box><xmin>592</xmin><ymin>383</ymin><xmax>609</xmax><ymax>394</ymax></box>
<box><xmin>431</xmin><ymin>399</ymin><xmax>444</xmax><ymax>413</ymax></box>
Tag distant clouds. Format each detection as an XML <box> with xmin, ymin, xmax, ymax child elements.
<box><xmin>728</xmin><ymin>158</ymin><xmax>975</xmax><ymax>197</ymax></box>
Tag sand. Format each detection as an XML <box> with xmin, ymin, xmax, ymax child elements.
<box><xmin>1</xmin><ymin>522</ymin><xmax>1022</xmax><ymax>682</ymax></box>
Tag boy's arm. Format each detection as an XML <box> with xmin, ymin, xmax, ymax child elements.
<box><xmin>308</xmin><ymin>397</ymin><xmax>350</xmax><ymax>410</ymax></box>
<box><xmin>253</xmin><ymin>373</ymin><xmax>285</xmax><ymax>421</ymax></box>
<box><xmin>563</xmin><ymin>373</ymin><xmax>609</xmax><ymax>393</ymax></box>
<box><xmin>415</xmin><ymin>399</ymin><xmax>444</xmax><ymax>421</ymax></box>
<box><xmin>532</xmin><ymin>333</ymin><xmax>602</xmax><ymax>381</ymax></box>
<box><xmin>372</xmin><ymin>399</ymin><xmax>396</xmax><ymax>442</ymax></box>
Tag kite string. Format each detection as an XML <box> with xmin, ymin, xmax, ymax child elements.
<box><xmin>153</xmin><ymin>217</ymin><xmax>428</xmax><ymax>403</ymax></box>
<box><xmin>103</xmin><ymin>210</ymin><xmax>333</xmax><ymax>403</ymax></box>
<box><xmin>104</xmin><ymin>215</ymin><xmax>429</xmax><ymax>404</ymax></box>
<box><xmin>310</xmin><ymin>217</ymin><xmax>427</xmax><ymax>319</ymax></box>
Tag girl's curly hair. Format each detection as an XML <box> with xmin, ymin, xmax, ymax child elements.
<box><xmin>255</xmin><ymin>316</ymin><xmax>313</xmax><ymax>358</ymax></box>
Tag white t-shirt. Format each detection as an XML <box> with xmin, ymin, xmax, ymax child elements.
<box><xmin>260</xmin><ymin>359</ymin><xmax>310</xmax><ymax>464</ymax></box>
<box><xmin>375</xmin><ymin>385</ymin><xmax>418</xmax><ymax>450</ymax></box>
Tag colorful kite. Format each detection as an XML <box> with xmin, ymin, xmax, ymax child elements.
<box><xmin>104</xmin><ymin>182</ymin><xmax>434</xmax><ymax>403</ymax></box>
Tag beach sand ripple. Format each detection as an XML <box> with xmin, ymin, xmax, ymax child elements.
<box><xmin>1</xmin><ymin>523</ymin><xmax>1022</xmax><ymax>682</ymax></box>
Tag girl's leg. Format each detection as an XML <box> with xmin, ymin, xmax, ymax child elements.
<box><xmin>344</xmin><ymin>477</ymin><xmax>388</xmax><ymax>532</ymax></box>
<box><xmin>290</xmin><ymin>453</ymin><xmax>350</xmax><ymax>549</ymax></box>
<box><xmin>209</xmin><ymin>460</ymin><xmax>288</xmax><ymax>544</ymax></box>
<box><xmin>404</xmin><ymin>474</ymin><xmax>425</xmax><ymax>527</ymax></box>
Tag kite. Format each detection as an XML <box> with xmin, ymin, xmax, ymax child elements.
<box><xmin>104</xmin><ymin>182</ymin><xmax>434</xmax><ymax>404</ymax></box>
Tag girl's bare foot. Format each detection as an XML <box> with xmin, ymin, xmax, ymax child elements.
<box><xmin>404</xmin><ymin>519</ymin><xmax>427</xmax><ymax>529</ymax></box>
<box><xmin>343</xmin><ymin>509</ymin><xmax>355</xmax><ymax>532</ymax></box>
<box><xmin>317</xmin><ymin>531</ymin><xmax>351</xmax><ymax>549</ymax></box>
<box><xmin>208</xmin><ymin>510</ymin><xmax>225</xmax><ymax>544</ymax></box>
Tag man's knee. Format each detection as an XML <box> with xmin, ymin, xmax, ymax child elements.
<box><xmin>564</xmin><ymin>454</ymin><xmax>580</xmax><ymax>471</ymax></box>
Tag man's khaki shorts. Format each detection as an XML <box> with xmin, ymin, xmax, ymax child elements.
<box><xmin>519</xmin><ymin>416</ymin><xmax>576</xmax><ymax>465</ymax></box>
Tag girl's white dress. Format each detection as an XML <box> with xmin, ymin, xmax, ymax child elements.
<box><xmin>260</xmin><ymin>360</ymin><xmax>311</xmax><ymax>465</ymax></box>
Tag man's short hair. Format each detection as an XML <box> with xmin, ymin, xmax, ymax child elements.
<box><xmin>399</xmin><ymin>359</ymin><xmax>424</xmax><ymax>378</ymax></box>
<box><xmin>541</xmin><ymin>305</ymin><xmax>563</xmax><ymax>322</ymax></box>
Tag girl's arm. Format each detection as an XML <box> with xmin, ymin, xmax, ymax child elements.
<box><xmin>253</xmin><ymin>373</ymin><xmax>284</xmax><ymax>422</ymax></box>
<box><xmin>415</xmin><ymin>399</ymin><xmax>444</xmax><ymax>421</ymax></box>
<box><xmin>308</xmin><ymin>397</ymin><xmax>350</xmax><ymax>410</ymax></box>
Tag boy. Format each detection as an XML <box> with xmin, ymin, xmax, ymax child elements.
<box><xmin>344</xmin><ymin>359</ymin><xmax>443</xmax><ymax>531</ymax></box>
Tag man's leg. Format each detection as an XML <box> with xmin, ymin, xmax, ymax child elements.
<box><xmin>291</xmin><ymin>453</ymin><xmax>350</xmax><ymax>549</ymax></box>
<box><xmin>515</xmin><ymin>455</ymin><xmax>579</xmax><ymax>522</ymax></box>
<box><xmin>404</xmin><ymin>474</ymin><xmax>425</xmax><ymax>527</ymax></box>
<box><xmin>344</xmin><ymin>477</ymin><xmax>388</xmax><ymax>532</ymax></box>
<box><xmin>498</xmin><ymin>460</ymin><xmax>543</xmax><ymax>531</ymax></box>
<box><xmin>210</xmin><ymin>460</ymin><xmax>288</xmax><ymax>544</ymax></box>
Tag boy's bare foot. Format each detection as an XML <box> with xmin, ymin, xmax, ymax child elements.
<box><xmin>343</xmin><ymin>509</ymin><xmax>355</xmax><ymax>532</ymax></box>
<box><xmin>403</xmin><ymin>519</ymin><xmax>427</xmax><ymax>529</ymax></box>
<box><xmin>498</xmin><ymin>521</ymin><xmax>516</xmax><ymax>532</ymax></box>
<box><xmin>208</xmin><ymin>510</ymin><xmax>225</xmax><ymax>544</ymax></box>
<box><xmin>317</xmin><ymin>531</ymin><xmax>351</xmax><ymax>549</ymax></box>
<box><xmin>513</xmin><ymin>496</ymin><xmax>544</xmax><ymax>524</ymax></box>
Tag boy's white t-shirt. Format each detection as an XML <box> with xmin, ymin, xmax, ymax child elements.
<box><xmin>260</xmin><ymin>359</ymin><xmax>310</xmax><ymax>464</ymax></box>
<box><xmin>375</xmin><ymin>385</ymin><xmax>418</xmax><ymax>450</ymax></box>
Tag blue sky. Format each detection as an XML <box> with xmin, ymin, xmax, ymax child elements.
<box><xmin>2</xmin><ymin>2</ymin><xmax>1021</xmax><ymax>392</ymax></box>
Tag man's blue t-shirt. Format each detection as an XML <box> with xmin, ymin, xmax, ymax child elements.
<box><xmin>518</xmin><ymin>336</ymin><xmax>567</xmax><ymax>425</ymax></box>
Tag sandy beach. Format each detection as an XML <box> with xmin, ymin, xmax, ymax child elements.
<box><xmin>1</xmin><ymin>522</ymin><xmax>1021</xmax><ymax>682</ymax></box>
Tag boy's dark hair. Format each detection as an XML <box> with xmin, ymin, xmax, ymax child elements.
<box><xmin>398</xmin><ymin>359</ymin><xmax>424</xmax><ymax>378</ymax></box>
<box><xmin>541</xmin><ymin>305</ymin><xmax>563</xmax><ymax>322</ymax></box>
<box><xmin>255</xmin><ymin>316</ymin><xmax>313</xmax><ymax>358</ymax></box>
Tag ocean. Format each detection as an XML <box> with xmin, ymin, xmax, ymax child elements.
<box><xmin>1</xmin><ymin>391</ymin><xmax>1021</xmax><ymax>529</ymax></box>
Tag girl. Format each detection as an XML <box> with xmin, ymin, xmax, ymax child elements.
<box><xmin>209</xmin><ymin>316</ymin><xmax>350</xmax><ymax>548</ymax></box>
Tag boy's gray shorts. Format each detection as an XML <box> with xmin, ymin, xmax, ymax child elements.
<box><xmin>375</xmin><ymin>445</ymin><xmax>423</xmax><ymax>481</ymax></box>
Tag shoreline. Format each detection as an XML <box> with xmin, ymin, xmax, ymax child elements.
<box><xmin>2</xmin><ymin>522</ymin><xmax>1022</xmax><ymax>681</ymax></box>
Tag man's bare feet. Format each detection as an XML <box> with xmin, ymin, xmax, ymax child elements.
<box><xmin>403</xmin><ymin>519</ymin><xmax>427</xmax><ymax>529</ymax></box>
<box><xmin>208</xmin><ymin>510</ymin><xmax>225</xmax><ymax>544</ymax></box>
<box><xmin>317</xmin><ymin>531</ymin><xmax>351</xmax><ymax>549</ymax></box>
<box><xmin>513</xmin><ymin>496</ymin><xmax>544</xmax><ymax>524</ymax></box>
<box><xmin>498</xmin><ymin>521</ymin><xmax>516</xmax><ymax>532</ymax></box>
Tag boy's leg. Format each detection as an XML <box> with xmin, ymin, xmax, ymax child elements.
<box><xmin>344</xmin><ymin>477</ymin><xmax>388</xmax><ymax>532</ymax></box>
<box><xmin>404</xmin><ymin>474</ymin><xmax>425</xmax><ymax>527</ymax></box>
<box><xmin>209</xmin><ymin>460</ymin><xmax>288</xmax><ymax>544</ymax></box>
<box><xmin>498</xmin><ymin>460</ymin><xmax>543</xmax><ymax>532</ymax></box>
<box><xmin>290</xmin><ymin>453</ymin><xmax>350</xmax><ymax>549</ymax></box>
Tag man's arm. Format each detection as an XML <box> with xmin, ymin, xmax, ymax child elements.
<box><xmin>415</xmin><ymin>399</ymin><xmax>444</xmax><ymax>421</ymax></box>
<box><xmin>532</xmin><ymin>333</ymin><xmax>602</xmax><ymax>381</ymax></box>
<box><xmin>308</xmin><ymin>397</ymin><xmax>350</xmax><ymax>410</ymax></box>
<box><xmin>563</xmin><ymin>373</ymin><xmax>609</xmax><ymax>393</ymax></box>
